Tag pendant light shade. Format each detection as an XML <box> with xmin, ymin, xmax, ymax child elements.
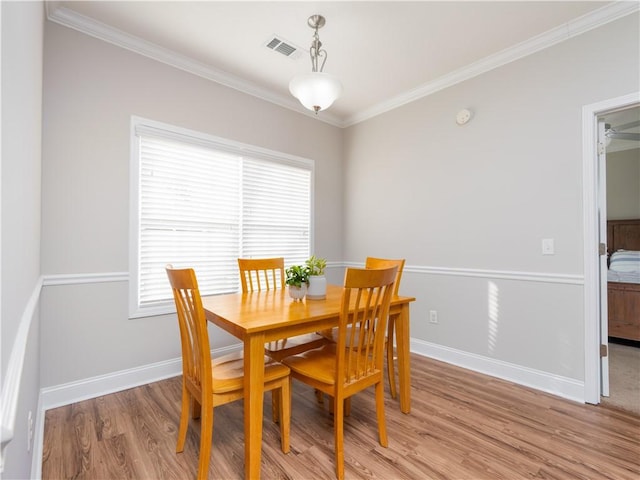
<box><xmin>289</xmin><ymin>72</ymin><xmax>343</xmax><ymax>113</ymax></box>
<box><xmin>290</xmin><ymin>14</ymin><xmax>342</xmax><ymax>114</ymax></box>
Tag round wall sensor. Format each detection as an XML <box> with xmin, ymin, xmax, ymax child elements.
<box><xmin>456</xmin><ymin>109</ymin><xmax>472</xmax><ymax>125</ymax></box>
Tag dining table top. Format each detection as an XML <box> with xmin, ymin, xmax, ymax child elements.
<box><xmin>201</xmin><ymin>283</ymin><xmax>416</xmax><ymax>337</ymax></box>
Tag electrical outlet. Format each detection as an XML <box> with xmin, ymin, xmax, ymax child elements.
<box><xmin>429</xmin><ymin>310</ymin><xmax>438</xmax><ymax>324</ymax></box>
<box><xmin>27</xmin><ymin>411</ymin><xmax>33</xmax><ymax>452</ymax></box>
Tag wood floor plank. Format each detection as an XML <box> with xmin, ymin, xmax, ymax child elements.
<box><xmin>42</xmin><ymin>354</ymin><xmax>640</xmax><ymax>479</ymax></box>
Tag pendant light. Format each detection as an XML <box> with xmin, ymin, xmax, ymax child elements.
<box><xmin>289</xmin><ymin>15</ymin><xmax>342</xmax><ymax>114</ymax></box>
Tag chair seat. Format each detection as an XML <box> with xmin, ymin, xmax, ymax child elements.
<box><xmin>282</xmin><ymin>344</ymin><xmax>380</xmax><ymax>386</ymax></box>
<box><xmin>321</xmin><ymin>315</ymin><xmax>397</xmax><ymax>398</ymax></box>
<box><xmin>212</xmin><ymin>350</ymin><xmax>290</xmax><ymax>393</ymax></box>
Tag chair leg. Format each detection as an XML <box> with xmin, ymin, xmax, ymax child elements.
<box><xmin>327</xmin><ymin>396</ymin><xmax>350</xmax><ymax>417</ymax></box>
<box><xmin>191</xmin><ymin>397</ymin><xmax>202</xmax><ymax>420</ymax></box>
<box><xmin>333</xmin><ymin>395</ymin><xmax>345</xmax><ymax>480</ymax></box>
<box><xmin>272</xmin><ymin>390</ymin><xmax>280</xmax><ymax>423</ymax></box>
<box><xmin>279</xmin><ymin>378</ymin><xmax>291</xmax><ymax>453</ymax></box>
<box><xmin>176</xmin><ymin>385</ymin><xmax>190</xmax><ymax>453</ymax></box>
<box><xmin>375</xmin><ymin>381</ymin><xmax>388</xmax><ymax>448</ymax></box>
<box><xmin>386</xmin><ymin>316</ymin><xmax>397</xmax><ymax>399</ymax></box>
<box><xmin>196</xmin><ymin>405</ymin><xmax>213</xmax><ymax>480</ymax></box>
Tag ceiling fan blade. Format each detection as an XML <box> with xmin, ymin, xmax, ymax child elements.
<box><xmin>613</xmin><ymin>119</ymin><xmax>640</xmax><ymax>131</ymax></box>
<box><xmin>607</xmin><ymin>132</ymin><xmax>640</xmax><ymax>141</ymax></box>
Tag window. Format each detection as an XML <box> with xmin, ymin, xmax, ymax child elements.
<box><xmin>130</xmin><ymin>117</ymin><xmax>313</xmax><ymax>318</ymax></box>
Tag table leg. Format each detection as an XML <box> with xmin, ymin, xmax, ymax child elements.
<box><xmin>395</xmin><ymin>303</ymin><xmax>411</xmax><ymax>413</ymax></box>
<box><xmin>244</xmin><ymin>333</ymin><xmax>266</xmax><ymax>480</ymax></box>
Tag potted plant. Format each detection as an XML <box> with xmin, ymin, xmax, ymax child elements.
<box><xmin>305</xmin><ymin>255</ymin><xmax>327</xmax><ymax>300</ymax></box>
<box><xmin>285</xmin><ymin>265</ymin><xmax>309</xmax><ymax>301</ymax></box>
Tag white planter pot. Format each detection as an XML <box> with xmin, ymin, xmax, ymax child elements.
<box><xmin>307</xmin><ymin>275</ymin><xmax>327</xmax><ymax>300</ymax></box>
<box><xmin>288</xmin><ymin>285</ymin><xmax>306</xmax><ymax>301</ymax></box>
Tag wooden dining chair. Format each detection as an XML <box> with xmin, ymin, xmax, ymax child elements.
<box><xmin>322</xmin><ymin>257</ymin><xmax>406</xmax><ymax>398</ymax></box>
<box><xmin>281</xmin><ymin>266</ymin><xmax>398</xmax><ymax>480</ymax></box>
<box><xmin>365</xmin><ymin>257</ymin><xmax>405</xmax><ymax>398</ymax></box>
<box><xmin>238</xmin><ymin>257</ymin><xmax>285</xmax><ymax>292</ymax></box>
<box><xmin>238</xmin><ymin>257</ymin><xmax>328</xmax><ymax>359</ymax></box>
<box><xmin>166</xmin><ymin>265</ymin><xmax>291</xmax><ymax>480</ymax></box>
<box><xmin>238</xmin><ymin>257</ymin><xmax>328</xmax><ymax>417</ymax></box>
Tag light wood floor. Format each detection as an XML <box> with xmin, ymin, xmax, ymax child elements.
<box><xmin>42</xmin><ymin>354</ymin><xmax>640</xmax><ymax>479</ymax></box>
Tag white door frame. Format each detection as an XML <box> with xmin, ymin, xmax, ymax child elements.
<box><xmin>582</xmin><ymin>91</ymin><xmax>640</xmax><ymax>404</ymax></box>
<box><xmin>597</xmin><ymin>119</ymin><xmax>610</xmax><ymax>398</ymax></box>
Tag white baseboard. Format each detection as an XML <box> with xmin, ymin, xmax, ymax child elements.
<box><xmin>39</xmin><ymin>344</ymin><xmax>241</xmax><ymax>412</ymax></box>
<box><xmin>410</xmin><ymin>338</ymin><xmax>585</xmax><ymax>404</ymax></box>
<box><xmin>39</xmin><ymin>339</ymin><xmax>585</xmax><ymax>413</ymax></box>
<box><xmin>40</xmin><ymin>358</ymin><xmax>182</xmax><ymax>412</ymax></box>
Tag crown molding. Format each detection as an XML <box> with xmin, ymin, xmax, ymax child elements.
<box><xmin>47</xmin><ymin>2</ymin><xmax>638</xmax><ymax>130</ymax></box>
<box><xmin>342</xmin><ymin>1</ymin><xmax>640</xmax><ymax>127</ymax></box>
<box><xmin>45</xmin><ymin>4</ymin><xmax>344</xmax><ymax>128</ymax></box>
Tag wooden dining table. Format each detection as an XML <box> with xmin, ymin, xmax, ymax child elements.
<box><xmin>201</xmin><ymin>283</ymin><xmax>415</xmax><ymax>480</ymax></box>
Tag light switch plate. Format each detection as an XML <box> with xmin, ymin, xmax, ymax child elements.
<box><xmin>542</xmin><ymin>238</ymin><xmax>555</xmax><ymax>255</ymax></box>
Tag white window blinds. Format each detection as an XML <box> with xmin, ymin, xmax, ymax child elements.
<box><xmin>130</xmin><ymin>118</ymin><xmax>312</xmax><ymax>318</ymax></box>
<box><xmin>242</xmin><ymin>158</ymin><xmax>310</xmax><ymax>261</ymax></box>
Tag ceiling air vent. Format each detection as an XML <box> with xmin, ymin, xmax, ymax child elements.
<box><xmin>265</xmin><ymin>36</ymin><xmax>303</xmax><ymax>60</ymax></box>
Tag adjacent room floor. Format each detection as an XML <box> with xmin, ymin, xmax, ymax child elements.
<box><xmin>602</xmin><ymin>340</ymin><xmax>640</xmax><ymax>416</ymax></box>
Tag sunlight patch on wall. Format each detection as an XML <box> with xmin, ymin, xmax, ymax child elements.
<box><xmin>488</xmin><ymin>281</ymin><xmax>500</xmax><ymax>355</ymax></box>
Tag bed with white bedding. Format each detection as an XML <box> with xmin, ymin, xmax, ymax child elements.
<box><xmin>607</xmin><ymin>220</ymin><xmax>640</xmax><ymax>341</ymax></box>
<box><xmin>608</xmin><ymin>270</ymin><xmax>640</xmax><ymax>284</ymax></box>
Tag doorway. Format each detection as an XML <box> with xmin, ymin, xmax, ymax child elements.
<box><xmin>582</xmin><ymin>92</ymin><xmax>640</xmax><ymax>405</ymax></box>
<box><xmin>600</xmin><ymin>106</ymin><xmax>640</xmax><ymax>413</ymax></box>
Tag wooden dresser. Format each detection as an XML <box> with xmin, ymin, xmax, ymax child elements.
<box><xmin>607</xmin><ymin>219</ymin><xmax>640</xmax><ymax>341</ymax></box>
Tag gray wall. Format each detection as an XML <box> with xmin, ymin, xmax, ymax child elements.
<box><xmin>1</xmin><ymin>1</ymin><xmax>43</xmax><ymax>478</ymax></box>
<box><xmin>607</xmin><ymin>148</ymin><xmax>640</xmax><ymax>220</ymax></box>
<box><xmin>1</xmin><ymin>6</ymin><xmax>635</xmax><ymax>477</ymax></box>
<box><xmin>40</xmin><ymin>21</ymin><xmax>344</xmax><ymax>387</ymax></box>
<box><xmin>33</xmin><ymin>2</ymin><xmax>640</xmax><ymax>411</ymax></box>
<box><xmin>343</xmin><ymin>13</ymin><xmax>639</xmax><ymax>382</ymax></box>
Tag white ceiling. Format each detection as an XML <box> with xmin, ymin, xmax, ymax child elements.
<box><xmin>47</xmin><ymin>1</ymin><xmax>637</xmax><ymax>127</ymax></box>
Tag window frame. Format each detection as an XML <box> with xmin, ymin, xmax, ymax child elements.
<box><xmin>129</xmin><ymin>116</ymin><xmax>315</xmax><ymax>318</ymax></box>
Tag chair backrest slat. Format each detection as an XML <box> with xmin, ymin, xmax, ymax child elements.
<box><xmin>166</xmin><ymin>265</ymin><xmax>212</xmax><ymax>394</ymax></box>
<box><xmin>337</xmin><ymin>266</ymin><xmax>397</xmax><ymax>387</ymax></box>
<box><xmin>365</xmin><ymin>257</ymin><xmax>405</xmax><ymax>296</ymax></box>
<box><xmin>238</xmin><ymin>257</ymin><xmax>285</xmax><ymax>293</ymax></box>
